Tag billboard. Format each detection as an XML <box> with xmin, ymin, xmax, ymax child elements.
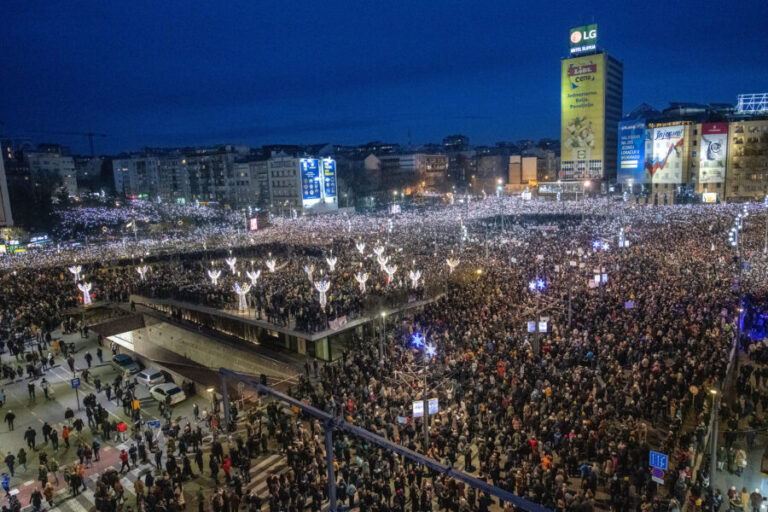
<box><xmin>561</xmin><ymin>54</ymin><xmax>605</xmax><ymax>180</ymax></box>
<box><xmin>699</xmin><ymin>123</ymin><xmax>728</xmax><ymax>183</ymax></box>
<box><xmin>618</xmin><ymin>119</ymin><xmax>646</xmax><ymax>184</ymax></box>
<box><xmin>569</xmin><ymin>24</ymin><xmax>598</xmax><ymax>55</ymax></box>
<box><xmin>646</xmin><ymin>125</ymin><xmax>684</xmax><ymax>183</ymax></box>
<box><xmin>322</xmin><ymin>158</ymin><xmax>337</xmax><ymax>199</ymax></box>
<box><xmin>248</xmin><ymin>217</ymin><xmax>258</xmax><ymax>231</ymax></box>
<box><xmin>300</xmin><ymin>158</ymin><xmax>321</xmax><ymax>201</ymax></box>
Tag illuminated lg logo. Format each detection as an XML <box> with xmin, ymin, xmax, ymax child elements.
<box><xmin>571</xmin><ymin>27</ymin><xmax>597</xmax><ymax>45</ymax></box>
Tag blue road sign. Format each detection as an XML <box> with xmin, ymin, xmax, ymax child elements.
<box><xmin>71</xmin><ymin>378</ymin><xmax>80</xmax><ymax>389</ymax></box>
<box><xmin>147</xmin><ymin>420</ymin><xmax>161</xmax><ymax>428</ymax></box>
<box><xmin>649</xmin><ymin>450</ymin><xmax>668</xmax><ymax>470</ymax></box>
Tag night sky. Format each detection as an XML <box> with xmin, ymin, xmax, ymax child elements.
<box><xmin>2</xmin><ymin>0</ymin><xmax>767</xmax><ymax>154</ymax></box>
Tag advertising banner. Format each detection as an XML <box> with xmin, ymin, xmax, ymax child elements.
<box><xmin>561</xmin><ymin>54</ymin><xmax>605</xmax><ymax>180</ymax></box>
<box><xmin>699</xmin><ymin>123</ymin><xmax>728</xmax><ymax>183</ymax></box>
<box><xmin>646</xmin><ymin>125</ymin><xmax>684</xmax><ymax>183</ymax></box>
<box><xmin>300</xmin><ymin>159</ymin><xmax>321</xmax><ymax>201</ymax></box>
<box><xmin>322</xmin><ymin>159</ymin><xmax>337</xmax><ymax>199</ymax></box>
<box><xmin>248</xmin><ymin>218</ymin><xmax>258</xmax><ymax>231</ymax></box>
<box><xmin>569</xmin><ymin>24</ymin><xmax>598</xmax><ymax>55</ymax></box>
<box><xmin>618</xmin><ymin>119</ymin><xmax>646</xmax><ymax>184</ymax></box>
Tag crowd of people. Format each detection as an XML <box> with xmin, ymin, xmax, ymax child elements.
<box><xmin>1</xmin><ymin>196</ymin><xmax>767</xmax><ymax>512</ymax></box>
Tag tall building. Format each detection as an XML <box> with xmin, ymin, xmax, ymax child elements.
<box><xmin>25</xmin><ymin>144</ymin><xmax>78</xmax><ymax>195</ymax></box>
<box><xmin>267</xmin><ymin>154</ymin><xmax>338</xmax><ymax>214</ymax></box>
<box><xmin>112</xmin><ymin>155</ymin><xmax>160</xmax><ymax>198</ymax></box>
<box><xmin>724</xmin><ymin>118</ymin><xmax>768</xmax><ymax>201</ymax></box>
<box><xmin>0</xmin><ymin>153</ymin><xmax>13</xmax><ymax>226</ymax></box>
<box><xmin>560</xmin><ymin>24</ymin><xmax>623</xmax><ymax>184</ymax></box>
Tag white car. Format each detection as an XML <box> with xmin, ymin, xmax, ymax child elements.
<box><xmin>149</xmin><ymin>383</ymin><xmax>186</xmax><ymax>406</ymax></box>
<box><xmin>135</xmin><ymin>369</ymin><xmax>166</xmax><ymax>387</ymax></box>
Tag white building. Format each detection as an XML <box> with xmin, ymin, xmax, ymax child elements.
<box><xmin>26</xmin><ymin>149</ymin><xmax>78</xmax><ymax>195</ymax></box>
<box><xmin>112</xmin><ymin>156</ymin><xmax>160</xmax><ymax>199</ymax></box>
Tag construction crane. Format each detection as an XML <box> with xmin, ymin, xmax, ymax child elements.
<box><xmin>42</xmin><ymin>131</ymin><xmax>107</xmax><ymax>156</ymax></box>
<box><xmin>0</xmin><ymin>124</ymin><xmax>106</xmax><ymax>156</ymax></box>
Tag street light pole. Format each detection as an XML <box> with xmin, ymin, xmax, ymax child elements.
<box><xmin>567</xmin><ymin>258</ymin><xmax>574</xmax><ymax>330</ymax></box>
<box><xmin>709</xmin><ymin>389</ymin><xmax>719</xmax><ymax>486</ymax></box>
<box><xmin>379</xmin><ymin>312</ymin><xmax>386</xmax><ymax>359</ymax></box>
<box><xmin>423</xmin><ymin>370</ymin><xmax>429</xmax><ymax>452</ymax></box>
<box><xmin>763</xmin><ymin>202</ymin><xmax>767</xmax><ymax>254</ymax></box>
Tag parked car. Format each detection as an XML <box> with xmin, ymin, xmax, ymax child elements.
<box><xmin>149</xmin><ymin>383</ymin><xmax>187</xmax><ymax>405</ymax></box>
<box><xmin>112</xmin><ymin>354</ymin><xmax>141</xmax><ymax>374</ymax></box>
<box><xmin>135</xmin><ymin>368</ymin><xmax>166</xmax><ymax>387</ymax></box>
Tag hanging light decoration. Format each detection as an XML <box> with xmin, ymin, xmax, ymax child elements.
<box><xmin>78</xmin><ymin>282</ymin><xmax>93</xmax><ymax>306</ymax></box>
<box><xmin>373</xmin><ymin>245</ymin><xmax>385</xmax><ymax>258</ymax></box>
<box><xmin>68</xmin><ymin>265</ymin><xmax>82</xmax><ymax>282</ymax></box>
<box><xmin>446</xmin><ymin>258</ymin><xmax>460</xmax><ymax>274</ymax></box>
<box><xmin>207</xmin><ymin>269</ymin><xmax>221</xmax><ymax>286</ymax></box>
<box><xmin>246</xmin><ymin>269</ymin><xmax>261</xmax><ymax>287</ymax></box>
<box><xmin>225</xmin><ymin>257</ymin><xmax>237</xmax><ymax>274</ymax></box>
<box><xmin>314</xmin><ymin>280</ymin><xmax>331</xmax><ymax>309</ymax></box>
<box><xmin>233</xmin><ymin>282</ymin><xmax>252</xmax><ymax>312</ymax></box>
<box><xmin>355</xmin><ymin>272</ymin><xmax>368</xmax><ymax>294</ymax></box>
<box><xmin>326</xmin><ymin>256</ymin><xmax>337</xmax><ymax>273</ymax></box>
<box><xmin>265</xmin><ymin>259</ymin><xmax>277</xmax><ymax>273</ymax></box>
<box><xmin>385</xmin><ymin>264</ymin><xmax>397</xmax><ymax>285</ymax></box>
<box><xmin>408</xmin><ymin>269</ymin><xmax>422</xmax><ymax>288</ymax></box>
<box><xmin>303</xmin><ymin>264</ymin><xmax>315</xmax><ymax>284</ymax></box>
<box><xmin>356</xmin><ymin>242</ymin><xmax>366</xmax><ymax>255</ymax></box>
<box><xmin>137</xmin><ymin>265</ymin><xmax>149</xmax><ymax>281</ymax></box>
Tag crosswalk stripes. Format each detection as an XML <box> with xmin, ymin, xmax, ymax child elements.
<box><xmin>19</xmin><ymin>450</ymin><xmax>329</xmax><ymax>512</ymax></box>
<box><xmin>19</xmin><ymin>463</ymin><xmax>146</xmax><ymax>512</ymax></box>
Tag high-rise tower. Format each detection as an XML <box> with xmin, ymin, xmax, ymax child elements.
<box><xmin>560</xmin><ymin>25</ymin><xmax>623</xmax><ymax>184</ymax></box>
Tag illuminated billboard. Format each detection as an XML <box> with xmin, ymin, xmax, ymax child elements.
<box><xmin>699</xmin><ymin>123</ymin><xmax>728</xmax><ymax>183</ymax></box>
<box><xmin>561</xmin><ymin>53</ymin><xmax>605</xmax><ymax>180</ymax></box>
<box><xmin>248</xmin><ymin>217</ymin><xmax>258</xmax><ymax>231</ymax></box>
<box><xmin>618</xmin><ymin>119</ymin><xmax>646</xmax><ymax>184</ymax></box>
<box><xmin>300</xmin><ymin>158</ymin><xmax>321</xmax><ymax>201</ymax></box>
<box><xmin>646</xmin><ymin>125</ymin><xmax>684</xmax><ymax>183</ymax></box>
<box><xmin>322</xmin><ymin>159</ymin><xmax>337</xmax><ymax>199</ymax></box>
<box><xmin>569</xmin><ymin>24</ymin><xmax>597</xmax><ymax>55</ymax></box>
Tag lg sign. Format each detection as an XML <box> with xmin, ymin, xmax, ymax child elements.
<box><xmin>571</xmin><ymin>28</ymin><xmax>597</xmax><ymax>44</ymax></box>
<box><xmin>569</xmin><ymin>24</ymin><xmax>598</xmax><ymax>54</ymax></box>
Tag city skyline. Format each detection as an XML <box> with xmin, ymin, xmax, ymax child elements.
<box><xmin>1</xmin><ymin>0</ymin><xmax>767</xmax><ymax>154</ymax></box>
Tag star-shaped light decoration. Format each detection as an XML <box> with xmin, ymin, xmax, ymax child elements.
<box><xmin>411</xmin><ymin>333</ymin><xmax>424</xmax><ymax>349</ymax></box>
<box><xmin>424</xmin><ymin>343</ymin><xmax>437</xmax><ymax>359</ymax></box>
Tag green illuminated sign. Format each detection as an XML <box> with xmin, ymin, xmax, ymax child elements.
<box><xmin>569</xmin><ymin>24</ymin><xmax>598</xmax><ymax>55</ymax></box>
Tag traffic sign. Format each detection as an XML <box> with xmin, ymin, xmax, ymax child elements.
<box><xmin>649</xmin><ymin>450</ymin><xmax>668</xmax><ymax>470</ymax></box>
<box><xmin>651</xmin><ymin>467</ymin><xmax>664</xmax><ymax>484</ymax></box>
<box><xmin>147</xmin><ymin>420</ymin><xmax>161</xmax><ymax>428</ymax></box>
<box><xmin>71</xmin><ymin>378</ymin><xmax>80</xmax><ymax>389</ymax></box>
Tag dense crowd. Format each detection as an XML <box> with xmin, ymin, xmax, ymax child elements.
<box><xmin>2</xmin><ymin>197</ymin><xmax>767</xmax><ymax>512</ymax></box>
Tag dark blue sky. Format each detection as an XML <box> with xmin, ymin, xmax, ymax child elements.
<box><xmin>2</xmin><ymin>0</ymin><xmax>767</xmax><ymax>154</ymax></box>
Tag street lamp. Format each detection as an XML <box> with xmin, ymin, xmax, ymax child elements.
<box><xmin>379</xmin><ymin>311</ymin><xmax>387</xmax><ymax>359</ymax></box>
<box><xmin>527</xmin><ymin>277</ymin><xmax>547</xmax><ymax>352</ymax></box>
<box><xmin>709</xmin><ymin>388</ymin><xmax>719</xmax><ymax>485</ymax></box>
<box><xmin>410</xmin><ymin>333</ymin><xmax>437</xmax><ymax>451</ymax></box>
